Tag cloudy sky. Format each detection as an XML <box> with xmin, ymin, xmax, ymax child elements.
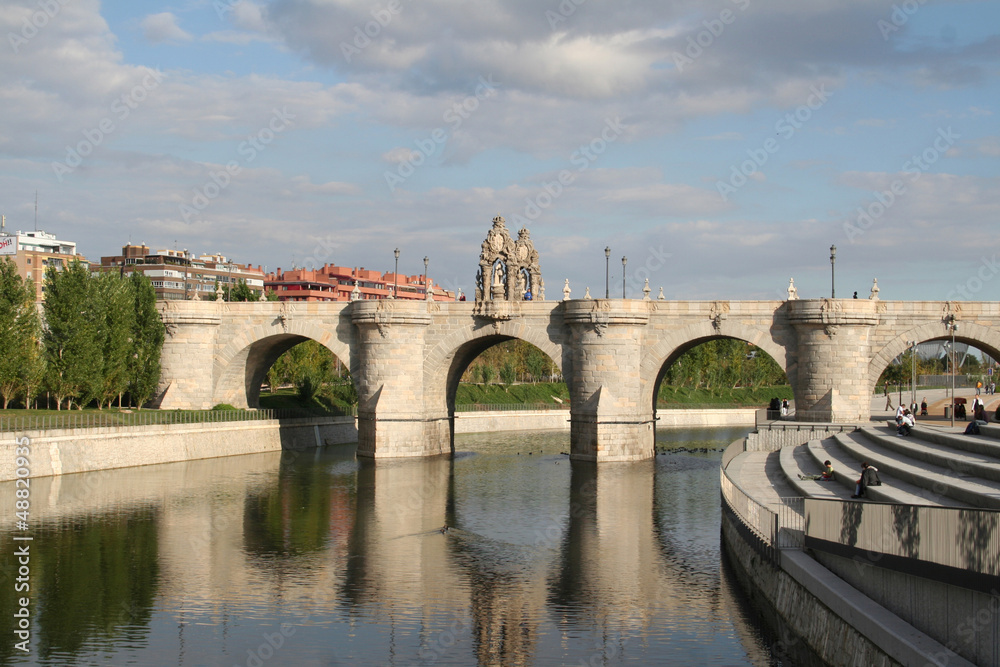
<box><xmin>1</xmin><ymin>0</ymin><xmax>998</xmax><ymax>301</ymax></box>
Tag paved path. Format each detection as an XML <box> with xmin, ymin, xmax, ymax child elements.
<box><xmin>867</xmin><ymin>386</ymin><xmax>1000</xmax><ymax>424</ymax></box>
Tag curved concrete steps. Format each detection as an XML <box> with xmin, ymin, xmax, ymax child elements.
<box><xmin>809</xmin><ymin>436</ymin><xmax>956</xmax><ymax>506</ymax></box>
<box><xmin>833</xmin><ymin>431</ymin><xmax>1000</xmax><ymax>508</ymax></box>
<box><xmin>860</xmin><ymin>425</ymin><xmax>1000</xmax><ymax>483</ymax></box>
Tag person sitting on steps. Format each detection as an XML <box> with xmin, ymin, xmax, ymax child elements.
<box><xmin>851</xmin><ymin>461</ymin><xmax>881</xmax><ymax>498</ymax></box>
<box><xmin>799</xmin><ymin>460</ymin><xmax>834</xmax><ymax>481</ymax></box>
<box><xmin>897</xmin><ymin>409</ymin><xmax>914</xmax><ymax>436</ymax></box>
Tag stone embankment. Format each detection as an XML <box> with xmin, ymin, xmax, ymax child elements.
<box><xmin>722</xmin><ymin>419</ymin><xmax>1000</xmax><ymax>666</ymax></box>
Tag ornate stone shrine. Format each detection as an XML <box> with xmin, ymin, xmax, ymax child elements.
<box><xmin>474</xmin><ymin>215</ymin><xmax>544</xmax><ymax>304</ymax></box>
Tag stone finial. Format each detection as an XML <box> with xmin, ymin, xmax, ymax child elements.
<box><xmin>426</xmin><ymin>278</ymin><xmax>433</xmax><ymax>301</ymax></box>
<box><xmin>350</xmin><ymin>280</ymin><xmax>361</xmax><ymax>302</ymax></box>
<box><xmin>216</xmin><ymin>283</ymin><xmax>224</xmax><ymax>301</ymax></box>
<box><xmin>869</xmin><ymin>278</ymin><xmax>880</xmax><ymax>301</ymax></box>
<box><xmin>562</xmin><ymin>278</ymin><xmax>571</xmax><ymax>301</ymax></box>
<box><xmin>657</xmin><ymin>287</ymin><xmax>665</xmax><ymax>300</ymax></box>
<box><xmin>642</xmin><ymin>278</ymin><xmax>651</xmax><ymax>300</ymax></box>
<box><xmin>787</xmin><ymin>278</ymin><xmax>798</xmax><ymax>301</ymax></box>
<box><xmin>584</xmin><ymin>286</ymin><xmax>591</xmax><ymax>299</ymax></box>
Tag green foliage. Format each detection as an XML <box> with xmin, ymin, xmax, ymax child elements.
<box><xmin>211</xmin><ymin>403</ymin><xmax>238</xmax><ymax>411</ymax></box>
<box><xmin>0</xmin><ymin>259</ymin><xmax>42</xmax><ymax>408</ymax></box>
<box><xmin>499</xmin><ymin>360</ymin><xmax>516</xmax><ymax>386</ymax></box>
<box><xmin>263</xmin><ymin>340</ymin><xmax>352</xmax><ymax>410</ymax></box>
<box><xmin>225</xmin><ymin>279</ymin><xmax>257</xmax><ymax>302</ymax></box>
<box><xmin>662</xmin><ymin>339</ymin><xmax>787</xmax><ymax>392</ymax></box>
<box><xmin>43</xmin><ymin>260</ymin><xmax>105</xmax><ymax>409</ymax></box>
<box><xmin>455</xmin><ymin>381</ymin><xmax>569</xmax><ymax>405</ymax></box>
<box><xmin>477</xmin><ymin>363</ymin><xmax>495</xmax><ymax>385</ymax></box>
<box><xmin>96</xmin><ymin>272</ymin><xmax>136</xmax><ymax>409</ymax></box>
<box><xmin>656</xmin><ymin>384</ymin><xmax>794</xmax><ymax>407</ymax></box>
<box><xmin>128</xmin><ymin>271</ymin><xmax>165</xmax><ymax>408</ymax></box>
<box><xmin>462</xmin><ymin>340</ymin><xmax>559</xmax><ymax>383</ymax></box>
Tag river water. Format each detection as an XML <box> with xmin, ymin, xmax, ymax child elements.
<box><xmin>1</xmin><ymin>426</ymin><xmax>787</xmax><ymax>666</ymax></box>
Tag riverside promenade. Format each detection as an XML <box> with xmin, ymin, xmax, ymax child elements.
<box><xmin>722</xmin><ymin>388</ymin><xmax>998</xmax><ymax>666</ymax></box>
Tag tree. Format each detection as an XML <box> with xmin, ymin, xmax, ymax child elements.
<box><xmin>128</xmin><ymin>271</ymin><xmax>165</xmax><ymax>408</ymax></box>
<box><xmin>226</xmin><ymin>279</ymin><xmax>257</xmax><ymax>302</ymax></box>
<box><xmin>499</xmin><ymin>360</ymin><xmax>516</xmax><ymax>386</ymax></box>
<box><xmin>43</xmin><ymin>261</ymin><xmax>104</xmax><ymax>409</ymax></box>
<box><xmin>96</xmin><ymin>272</ymin><xmax>135</xmax><ymax>409</ymax></box>
<box><xmin>0</xmin><ymin>259</ymin><xmax>43</xmax><ymax>408</ymax></box>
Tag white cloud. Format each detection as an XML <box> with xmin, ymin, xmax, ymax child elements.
<box><xmin>141</xmin><ymin>12</ymin><xmax>192</xmax><ymax>43</ymax></box>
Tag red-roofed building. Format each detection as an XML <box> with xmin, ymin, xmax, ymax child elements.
<box><xmin>265</xmin><ymin>263</ymin><xmax>455</xmax><ymax>302</ymax></box>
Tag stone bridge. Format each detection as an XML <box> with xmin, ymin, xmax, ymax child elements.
<box><xmin>155</xmin><ymin>298</ymin><xmax>1000</xmax><ymax>461</ymax></box>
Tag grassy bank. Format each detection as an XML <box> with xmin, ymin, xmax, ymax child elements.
<box><xmin>655</xmin><ymin>385</ymin><xmax>794</xmax><ymax>408</ymax></box>
<box><xmin>258</xmin><ymin>382</ymin><xmax>795</xmax><ymax>411</ymax></box>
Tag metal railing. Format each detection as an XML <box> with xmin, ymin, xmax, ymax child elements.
<box><xmin>776</xmin><ymin>497</ymin><xmax>805</xmax><ymax>548</ymax></box>
<box><xmin>0</xmin><ymin>407</ymin><xmax>355</xmax><ymax>433</ymax></box>
<box><xmin>720</xmin><ymin>440</ymin><xmax>805</xmax><ymax>561</ymax></box>
<box><xmin>454</xmin><ymin>402</ymin><xmax>569</xmax><ymax>412</ymax></box>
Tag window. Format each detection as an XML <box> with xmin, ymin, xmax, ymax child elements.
<box><xmin>26</xmin><ymin>258</ymin><xmax>31</xmax><ymax>265</ymax></box>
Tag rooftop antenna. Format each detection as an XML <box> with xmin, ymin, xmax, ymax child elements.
<box><xmin>1</xmin><ymin>214</ymin><xmax>5</xmax><ymax>233</ymax></box>
<box><xmin>34</xmin><ymin>191</ymin><xmax>38</xmax><ymax>231</ymax></box>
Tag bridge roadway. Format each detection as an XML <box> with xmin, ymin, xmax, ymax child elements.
<box><xmin>154</xmin><ymin>297</ymin><xmax>1000</xmax><ymax>462</ymax></box>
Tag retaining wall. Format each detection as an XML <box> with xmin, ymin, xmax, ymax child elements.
<box><xmin>0</xmin><ymin>417</ymin><xmax>357</xmax><ymax>482</ymax></box>
<box><xmin>746</xmin><ymin>423</ymin><xmax>857</xmax><ymax>451</ymax></box>
<box><xmin>454</xmin><ymin>408</ymin><xmax>756</xmax><ymax>434</ymax></box>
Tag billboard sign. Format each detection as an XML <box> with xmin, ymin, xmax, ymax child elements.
<box><xmin>0</xmin><ymin>236</ymin><xmax>16</xmax><ymax>255</ymax></box>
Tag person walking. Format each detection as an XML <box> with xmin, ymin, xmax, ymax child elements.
<box><xmin>884</xmin><ymin>381</ymin><xmax>893</xmax><ymax>411</ymax></box>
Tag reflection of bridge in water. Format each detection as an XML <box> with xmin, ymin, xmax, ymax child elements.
<box><xmin>6</xmin><ymin>440</ymin><xmax>771</xmax><ymax>665</ymax></box>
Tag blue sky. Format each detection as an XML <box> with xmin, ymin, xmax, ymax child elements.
<box><xmin>1</xmin><ymin>0</ymin><xmax>998</xmax><ymax>301</ymax></box>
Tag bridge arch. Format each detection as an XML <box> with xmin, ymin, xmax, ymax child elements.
<box><xmin>639</xmin><ymin>320</ymin><xmax>795</xmax><ymax>411</ymax></box>
<box><xmin>213</xmin><ymin>320</ymin><xmax>354</xmax><ymax>409</ymax></box>
<box><xmin>423</xmin><ymin>319</ymin><xmax>566</xmax><ymax>421</ymax></box>
<box><xmin>868</xmin><ymin>321</ymin><xmax>1000</xmax><ymax>394</ymax></box>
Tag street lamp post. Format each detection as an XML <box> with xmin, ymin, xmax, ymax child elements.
<box><xmin>621</xmin><ymin>256</ymin><xmax>627</xmax><ymax>299</ymax></box>
<box><xmin>423</xmin><ymin>256</ymin><xmax>429</xmax><ymax>296</ymax></box>
<box><xmin>604</xmin><ymin>247</ymin><xmax>611</xmax><ymax>299</ymax></box>
<box><xmin>830</xmin><ymin>244</ymin><xmax>836</xmax><ymax>298</ymax></box>
<box><xmin>946</xmin><ymin>316</ymin><xmax>958</xmax><ymax>427</ymax></box>
<box><xmin>908</xmin><ymin>340</ymin><xmax>917</xmax><ymax>407</ymax></box>
<box><xmin>392</xmin><ymin>248</ymin><xmax>399</xmax><ymax>299</ymax></box>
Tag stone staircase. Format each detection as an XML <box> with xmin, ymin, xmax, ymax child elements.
<box><xmin>779</xmin><ymin>422</ymin><xmax>1000</xmax><ymax>508</ymax></box>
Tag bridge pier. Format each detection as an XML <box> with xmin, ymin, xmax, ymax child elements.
<box><xmin>565</xmin><ymin>301</ymin><xmax>655</xmax><ymax>462</ymax></box>
<box><xmin>154</xmin><ymin>302</ymin><xmax>221</xmax><ymax>410</ymax></box>
<box><xmin>789</xmin><ymin>299</ymin><xmax>879</xmax><ymax>423</ymax></box>
<box><xmin>352</xmin><ymin>301</ymin><xmax>449</xmax><ymax>458</ymax></box>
